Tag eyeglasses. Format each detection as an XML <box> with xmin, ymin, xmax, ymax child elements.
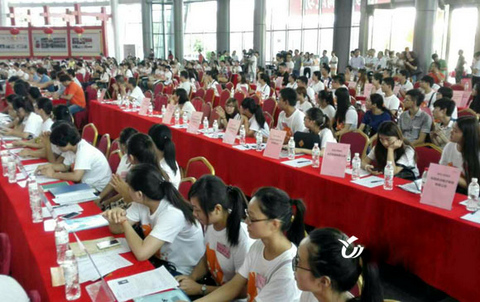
<box><xmin>245</xmin><ymin>210</ymin><xmax>271</xmax><ymax>224</ymax></box>
<box><xmin>292</xmin><ymin>254</ymin><xmax>312</xmax><ymax>272</ymax></box>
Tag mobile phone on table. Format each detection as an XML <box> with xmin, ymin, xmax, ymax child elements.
<box><xmin>62</xmin><ymin>212</ymin><xmax>80</xmax><ymax>219</ymax></box>
<box><xmin>96</xmin><ymin>239</ymin><xmax>121</xmax><ymax>250</ymax></box>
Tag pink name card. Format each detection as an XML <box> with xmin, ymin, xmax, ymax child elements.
<box><xmin>461</xmin><ymin>78</ymin><xmax>472</xmax><ymax>91</ymax></box>
<box><xmin>162</xmin><ymin>104</ymin><xmax>175</xmax><ymax>124</ymax></box>
<box><xmin>138</xmin><ymin>97</ymin><xmax>151</xmax><ymax>116</ymax></box>
<box><xmin>223</xmin><ymin>119</ymin><xmax>241</xmax><ymax>145</ymax></box>
<box><xmin>264</xmin><ymin>129</ymin><xmax>287</xmax><ymax>159</ymax></box>
<box><xmin>187</xmin><ymin>111</ymin><xmax>204</xmax><ymax>134</ymax></box>
<box><xmin>363</xmin><ymin>83</ymin><xmax>373</xmax><ymax>98</ymax></box>
<box><xmin>461</xmin><ymin>91</ymin><xmax>472</xmax><ymax>107</ymax></box>
<box><xmin>275</xmin><ymin>77</ymin><xmax>284</xmax><ymax>88</ymax></box>
<box><xmin>320</xmin><ymin>142</ymin><xmax>349</xmax><ymax>178</ymax></box>
<box><xmin>420</xmin><ymin>163</ymin><xmax>460</xmax><ymax>210</ymax></box>
<box><xmin>451</xmin><ymin>91</ymin><xmax>463</xmax><ymax>106</ymax></box>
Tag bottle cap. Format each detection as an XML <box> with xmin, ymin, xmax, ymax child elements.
<box><xmin>354</xmin><ymin>153</ymin><xmax>359</xmax><ymax>156</ymax></box>
<box><xmin>473</xmin><ymin>177</ymin><xmax>478</xmax><ymax>182</ymax></box>
<box><xmin>65</xmin><ymin>250</ymin><xmax>73</xmax><ymax>257</ymax></box>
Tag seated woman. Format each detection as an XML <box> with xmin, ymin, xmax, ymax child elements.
<box><xmin>170</xmin><ymin>88</ymin><xmax>196</xmax><ymax>120</ymax></box>
<box><xmin>240</xmin><ymin>97</ymin><xmax>270</xmax><ymax>138</ymax></box>
<box><xmin>216</xmin><ymin>98</ymin><xmax>247</xmax><ymax>130</ymax></box>
<box><xmin>256</xmin><ymin>73</ymin><xmax>271</xmax><ymax>100</ymax></box>
<box><xmin>296</xmin><ymin>108</ymin><xmax>336</xmax><ymax>156</ymax></box>
<box><xmin>286</xmin><ymin>74</ymin><xmax>298</xmax><ymax>90</ymax></box>
<box><xmin>439</xmin><ymin>116</ymin><xmax>480</xmax><ymax>192</ymax></box>
<box><xmin>235</xmin><ymin>72</ymin><xmax>250</xmax><ymax>93</ymax></box>
<box><xmin>358</xmin><ymin>93</ymin><xmax>392</xmax><ymax>139</ymax></box>
<box><xmin>148</xmin><ymin>124</ymin><xmax>181</xmax><ymax>189</ymax></box>
<box><xmin>371</xmin><ymin>73</ymin><xmax>384</xmax><ymax>96</ymax></box>
<box><xmin>362</xmin><ymin>121</ymin><xmax>419</xmax><ymax>180</ymax></box>
<box><xmin>176</xmin><ymin>175</ymin><xmax>253</xmax><ymax>298</ymax></box>
<box><xmin>468</xmin><ymin>83</ymin><xmax>480</xmax><ymax>115</ymax></box>
<box><xmin>296</xmin><ymin>87</ymin><xmax>313</xmax><ymax>113</ymax></box>
<box><xmin>294</xmin><ymin>228</ymin><xmax>383</xmax><ymax>302</ymax></box>
<box><xmin>4</xmin><ymin>95</ymin><xmax>21</xmax><ymax>130</ymax></box>
<box><xmin>204</xmin><ymin>71</ymin><xmax>220</xmax><ymax>97</ymax></box>
<box><xmin>317</xmin><ymin>90</ymin><xmax>336</xmax><ymax>121</ymax></box>
<box><xmin>102</xmin><ymin>163</ymin><xmax>205</xmax><ymax>275</ymax></box>
<box><xmin>1</xmin><ymin>95</ymin><xmax>43</xmax><ymax>139</ymax></box>
<box><xmin>333</xmin><ymin>88</ymin><xmax>358</xmax><ymax>138</ymax></box>
<box><xmin>194</xmin><ymin>187</ymin><xmax>305</xmax><ymax>302</ymax></box>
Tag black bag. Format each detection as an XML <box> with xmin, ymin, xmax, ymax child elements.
<box><xmin>395</xmin><ymin>164</ymin><xmax>417</xmax><ymax>181</ymax></box>
<box><xmin>294</xmin><ymin>132</ymin><xmax>321</xmax><ymax>149</ymax></box>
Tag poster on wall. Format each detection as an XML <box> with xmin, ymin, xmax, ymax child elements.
<box><xmin>32</xmin><ymin>31</ymin><xmax>68</xmax><ymax>56</ymax></box>
<box><xmin>0</xmin><ymin>32</ymin><xmax>30</xmax><ymax>56</ymax></box>
<box><xmin>71</xmin><ymin>30</ymin><xmax>103</xmax><ymax>56</ymax></box>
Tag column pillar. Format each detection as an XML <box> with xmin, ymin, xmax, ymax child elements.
<box><xmin>475</xmin><ymin>5</ymin><xmax>480</xmax><ymax>54</ymax></box>
<box><xmin>0</xmin><ymin>0</ymin><xmax>8</xmax><ymax>27</ymax></box>
<box><xmin>173</xmin><ymin>0</ymin><xmax>184</xmax><ymax>61</ymax></box>
<box><xmin>413</xmin><ymin>0</ymin><xmax>437</xmax><ymax>78</ymax></box>
<box><xmin>253</xmin><ymin>0</ymin><xmax>266</xmax><ymax>66</ymax></box>
<box><xmin>333</xmin><ymin>0</ymin><xmax>353</xmax><ymax>73</ymax></box>
<box><xmin>217</xmin><ymin>0</ymin><xmax>230</xmax><ymax>55</ymax></box>
<box><xmin>141</xmin><ymin>0</ymin><xmax>153</xmax><ymax>58</ymax></box>
<box><xmin>110</xmin><ymin>0</ymin><xmax>121</xmax><ymax>60</ymax></box>
<box><xmin>358</xmin><ymin>0</ymin><xmax>369</xmax><ymax>56</ymax></box>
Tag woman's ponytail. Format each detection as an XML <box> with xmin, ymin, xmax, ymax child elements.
<box><xmin>286</xmin><ymin>198</ymin><xmax>306</xmax><ymax>246</ymax></box>
<box><xmin>161</xmin><ymin>180</ymin><xmax>196</xmax><ymax>225</ymax></box>
<box><xmin>254</xmin><ymin>105</ymin><xmax>266</xmax><ymax>130</ymax></box>
<box><xmin>225</xmin><ymin>185</ymin><xmax>249</xmax><ymax>246</ymax></box>
<box><xmin>163</xmin><ymin>136</ymin><xmax>178</xmax><ymax>175</ymax></box>
<box><xmin>358</xmin><ymin>256</ymin><xmax>383</xmax><ymax>302</ymax></box>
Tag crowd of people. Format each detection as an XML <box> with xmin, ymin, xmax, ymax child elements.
<box><xmin>1</xmin><ymin>45</ymin><xmax>480</xmax><ymax>301</ymax></box>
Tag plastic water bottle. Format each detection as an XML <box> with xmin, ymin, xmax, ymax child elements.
<box><xmin>420</xmin><ymin>168</ymin><xmax>428</xmax><ymax>193</ymax></box>
<box><xmin>7</xmin><ymin>157</ymin><xmax>16</xmax><ymax>183</ymax></box>
<box><xmin>182</xmin><ymin>111</ymin><xmax>188</xmax><ymax>125</ymax></box>
<box><xmin>203</xmin><ymin>117</ymin><xmax>210</xmax><ymax>132</ymax></box>
<box><xmin>239</xmin><ymin>125</ymin><xmax>246</xmax><ymax>146</ymax></box>
<box><xmin>465</xmin><ymin>81</ymin><xmax>470</xmax><ymax>91</ymax></box>
<box><xmin>288</xmin><ymin>137</ymin><xmax>295</xmax><ymax>160</ymax></box>
<box><xmin>397</xmin><ymin>107</ymin><xmax>403</xmax><ymax>120</ymax></box>
<box><xmin>96</xmin><ymin>90</ymin><xmax>101</xmax><ymax>100</ymax></box>
<box><xmin>1</xmin><ymin>152</ymin><xmax>9</xmax><ymax>177</ymax></box>
<box><xmin>346</xmin><ymin>150</ymin><xmax>351</xmax><ymax>169</ymax></box>
<box><xmin>55</xmin><ymin>220</ymin><xmax>69</xmax><ymax>265</ymax></box>
<box><xmin>255</xmin><ymin>131</ymin><xmax>263</xmax><ymax>152</ymax></box>
<box><xmin>312</xmin><ymin>143</ymin><xmax>320</xmax><ymax>168</ymax></box>
<box><xmin>384</xmin><ymin>161</ymin><xmax>394</xmax><ymax>190</ymax></box>
<box><xmin>467</xmin><ymin>178</ymin><xmax>480</xmax><ymax>211</ymax></box>
<box><xmin>31</xmin><ymin>195</ymin><xmax>43</xmax><ymax>223</ymax></box>
<box><xmin>174</xmin><ymin>108</ymin><xmax>180</xmax><ymax>125</ymax></box>
<box><xmin>148</xmin><ymin>103</ymin><xmax>153</xmax><ymax>116</ymax></box>
<box><xmin>356</xmin><ymin>84</ymin><xmax>361</xmax><ymax>96</ymax></box>
<box><xmin>62</xmin><ymin>250</ymin><xmax>81</xmax><ymax>300</ymax></box>
<box><xmin>161</xmin><ymin>104</ymin><xmax>166</xmax><ymax>117</ymax></box>
<box><xmin>212</xmin><ymin>120</ymin><xmax>219</xmax><ymax>138</ymax></box>
<box><xmin>351</xmin><ymin>153</ymin><xmax>361</xmax><ymax>180</ymax></box>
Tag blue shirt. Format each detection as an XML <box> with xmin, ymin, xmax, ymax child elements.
<box><xmin>39</xmin><ymin>74</ymin><xmax>55</xmax><ymax>92</ymax></box>
<box><xmin>362</xmin><ymin>110</ymin><xmax>392</xmax><ymax>135</ymax></box>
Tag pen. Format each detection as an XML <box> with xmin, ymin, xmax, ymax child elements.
<box><xmin>297</xmin><ymin>160</ymin><xmax>311</xmax><ymax>164</ymax></box>
<box><xmin>370</xmin><ymin>180</ymin><xmax>383</xmax><ymax>183</ymax></box>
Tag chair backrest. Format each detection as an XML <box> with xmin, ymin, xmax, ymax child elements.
<box><xmin>356</xmin><ymin>109</ymin><xmax>365</xmax><ymax>128</ymax></box>
<box><xmin>191</xmin><ymin>97</ymin><xmax>205</xmax><ymax>112</ymax></box>
<box><xmin>28</xmin><ymin>290</ymin><xmax>41</xmax><ymax>302</ymax></box>
<box><xmin>414</xmin><ymin>81</ymin><xmax>421</xmax><ymax>89</ymax></box>
<box><xmin>209</xmin><ymin>103</ymin><xmax>220</xmax><ymax>126</ymax></box>
<box><xmin>252</xmin><ymin>94</ymin><xmax>260</xmax><ymax>105</ymax></box>
<box><xmin>451</xmin><ymin>84</ymin><xmax>465</xmax><ymax>91</ymax></box>
<box><xmin>0</xmin><ymin>233</ymin><xmax>11</xmax><ymax>275</ymax></box>
<box><xmin>76</xmin><ymin>73</ymin><xmax>84</xmax><ymax>83</ymax></box>
<box><xmin>110</xmin><ymin>138</ymin><xmax>121</xmax><ymax>154</ymax></box>
<box><xmin>195</xmin><ymin>88</ymin><xmax>206</xmax><ymax>99</ymax></box>
<box><xmin>144</xmin><ymin>90</ymin><xmax>153</xmax><ymax>100</ymax></box>
<box><xmin>458</xmin><ymin>108</ymin><xmax>477</xmax><ymax>118</ymax></box>
<box><xmin>164</xmin><ymin>84</ymin><xmax>174</xmax><ymax>95</ymax></box>
<box><xmin>205</xmin><ymin>88</ymin><xmax>215</xmax><ymax>104</ymax></box>
<box><xmin>234</xmin><ymin>90</ymin><xmax>246</xmax><ymax>106</ymax></box>
<box><xmin>225</xmin><ymin>82</ymin><xmax>234</xmax><ymax>91</ymax></box>
<box><xmin>339</xmin><ymin>131</ymin><xmax>369</xmax><ymax>158</ymax></box>
<box><xmin>154</xmin><ymin>83</ymin><xmax>164</xmax><ymax>96</ymax></box>
<box><xmin>153</xmin><ymin>94</ymin><xmax>169</xmax><ymax>111</ymax></box>
<box><xmin>178</xmin><ymin>177</ymin><xmax>197</xmax><ymax>199</ymax></box>
<box><xmin>415</xmin><ymin>143</ymin><xmax>442</xmax><ymax>175</ymax></box>
<box><xmin>264</xmin><ymin>111</ymin><xmax>274</xmax><ymax>128</ymax></box>
<box><xmin>108</xmin><ymin>150</ymin><xmax>122</xmax><ymax>174</ymax></box>
<box><xmin>274</xmin><ymin>109</ymin><xmax>283</xmax><ymax>128</ymax></box>
<box><xmin>82</xmin><ymin>123</ymin><xmax>99</xmax><ymax>146</ymax></box>
<box><xmin>219</xmin><ymin>89</ymin><xmax>231</xmax><ymax>108</ymax></box>
<box><xmin>349</xmin><ymin>87</ymin><xmax>357</xmax><ymax>97</ymax></box>
<box><xmin>97</xmin><ymin>133</ymin><xmax>111</xmax><ymax>157</ymax></box>
<box><xmin>185</xmin><ymin>156</ymin><xmax>215</xmax><ymax>179</ymax></box>
<box><xmin>198</xmin><ymin>70</ymin><xmax>204</xmax><ymax>83</ymax></box>
<box><xmin>202</xmin><ymin>102</ymin><xmax>212</xmax><ymax>123</ymax></box>
<box><xmin>262</xmin><ymin>97</ymin><xmax>277</xmax><ymax>117</ymax></box>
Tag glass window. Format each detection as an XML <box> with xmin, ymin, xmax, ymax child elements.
<box><xmin>184</xmin><ymin>1</ymin><xmax>216</xmax><ymax>58</ymax></box>
<box><xmin>303</xmin><ymin>29</ymin><xmax>318</xmax><ymax>54</ymax></box>
<box><xmin>230</xmin><ymin>0</ymin><xmax>254</xmax><ymax>55</ymax></box>
<box><xmin>287</xmin><ymin>30</ymin><xmax>302</xmax><ymax>51</ymax></box>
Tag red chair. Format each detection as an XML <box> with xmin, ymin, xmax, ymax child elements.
<box><xmin>234</xmin><ymin>90</ymin><xmax>246</xmax><ymax>106</ymax></box>
<box><xmin>219</xmin><ymin>89</ymin><xmax>231</xmax><ymax>108</ymax></box>
<box><xmin>154</xmin><ymin>83</ymin><xmax>164</xmax><ymax>96</ymax></box>
<box><xmin>209</xmin><ymin>104</ymin><xmax>220</xmax><ymax>126</ymax></box>
<box><xmin>274</xmin><ymin>109</ymin><xmax>283</xmax><ymax>128</ymax></box>
<box><xmin>458</xmin><ymin>108</ymin><xmax>477</xmax><ymax>118</ymax></box>
<box><xmin>153</xmin><ymin>94</ymin><xmax>169</xmax><ymax>111</ymax></box>
<box><xmin>349</xmin><ymin>87</ymin><xmax>357</xmax><ymax>97</ymax></box>
<box><xmin>339</xmin><ymin>131</ymin><xmax>369</xmax><ymax>158</ymax></box>
<box><xmin>0</xmin><ymin>233</ymin><xmax>11</xmax><ymax>275</ymax></box>
<box><xmin>84</xmin><ymin>72</ymin><xmax>91</xmax><ymax>83</ymax></box>
<box><xmin>76</xmin><ymin>73</ymin><xmax>84</xmax><ymax>83</ymax></box>
<box><xmin>252</xmin><ymin>94</ymin><xmax>260</xmax><ymax>105</ymax></box>
<box><xmin>178</xmin><ymin>177</ymin><xmax>196</xmax><ymax>199</ymax></box>
<box><xmin>191</xmin><ymin>97</ymin><xmax>205</xmax><ymax>111</ymax></box>
<box><xmin>356</xmin><ymin>109</ymin><xmax>365</xmax><ymax>128</ymax></box>
<box><xmin>185</xmin><ymin>156</ymin><xmax>215</xmax><ymax>179</ymax></box>
<box><xmin>82</xmin><ymin>123</ymin><xmax>99</xmax><ymax>146</ymax></box>
<box><xmin>225</xmin><ymin>82</ymin><xmax>234</xmax><ymax>91</ymax></box>
<box><xmin>110</xmin><ymin>138</ymin><xmax>120</xmax><ymax>154</ymax></box>
<box><xmin>415</xmin><ymin>143</ymin><xmax>442</xmax><ymax>175</ymax></box>
<box><xmin>264</xmin><ymin>111</ymin><xmax>274</xmax><ymax>129</ymax></box>
<box><xmin>85</xmin><ymin>86</ymin><xmax>98</xmax><ymax>102</ymax></box>
<box><xmin>28</xmin><ymin>290</ymin><xmax>41</xmax><ymax>302</ymax></box>
<box><xmin>198</xmin><ymin>70</ymin><xmax>204</xmax><ymax>83</ymax></box>
<box><xmin>451</xmin><ymin>84</ymin><xmax>465</xmax><ymax>91</ymax></box>
<box><xmin>97</xmin><ymin>133</ymin><xmax>111</xmax><ymax>157</ymax></box>
<box><xmin>163</xmin><ymin>84</ymin><xmax>174</xmax><ymax>95</ymax></box>
<box><xmin>202</xmin><ymin>102</ymin><xmax>212</xmax><ymax>122</ymax></box>
<box><xmin>443</xmin><ymin>81</ymin><xmax>452</xmax><ymax>88</ymax></box>
<box><xmin>74</xmin><ymin>109</ymin><xmax>89</xmax><ymax>131</ymax></box>
<box><xmin>413</xmin><ymin>82</ymin><xmax>421</xmax><ymax>89</ymax></box>
<box><xmin>108</xmin><ymin>150</ymin><xmax>122</xmax><ymax>174</ymax></box>
<box><xmin>195</xmin><ymin>88</ymin><xmax>206</xmax><ymax>99</ymax></box>
<box><xmin>144</xmin><ymin>90</ymin><xmax>153</xmax><ymax>100</ymax></box>
<box><xmin>262</xmin><ymin>97</ymin><xmax>277</xmax><ymax>117</ymax></box>
<box><xmin>204</xmin><ymin>88</ymin><xmax>215</xmax><ymax>104</ymax></box>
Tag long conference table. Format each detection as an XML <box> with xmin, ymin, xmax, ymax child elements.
<box><xmin>89</xmin><ymin>100</ymin><xmax>479</xmax><ymax>302</ymax></box>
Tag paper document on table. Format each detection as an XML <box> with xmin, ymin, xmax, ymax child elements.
<box><xmin>170</xmin><ymin>124</ymin><xmax>188</xmax><ymax>129</ymax></box>
<box><xmin>281</xmin><ymin>158</ymin><xmax>313</xmax><ymax>168</ymax></box>
<box><xmin>77</xmin><ymin>253</ymin><xmax>133</xmax><ymax>283</ymax></box>
<box><xmin>1</xmin><ymin>136</ymin><xmax>21</xmax><ymax>141</ymax></box>
<box><xmin>69</xmin><ymin>237</ymin><xmax>130</xmax><ymax>258</ymax></box>
<box><xmin>233</xmin><ymin>143</ymin><xmax>266</xmax><ymax>151</ymax></box>
<box><xmin>23</xmin><ymin>163</ymin><xmax>45</xmax><ymax>172</ymax></box>
<box><xmin>134</xmin><ymin>289</ymin><xmax>191</xmax><ymax>302</ymax></box>
<box><xmin>52</xmin><ymin>204</ymin><xmax>83</xmax><ymax>216</ymax></box>
<box><xmin>53</xmin><ymin>192</ymin><xmax>99</xmax><ymax>204</ymax></box>
<box><xmin>204</xmin><ymin>132</ymin><xmax>225</xmax><ymax>139</ymax></box>
<box><xmin>64</xmin><ymin>215</ymin><xmax>109</xmax><ymax>233</ymax></box>
<box><xmin>398</xmin><ymin>180</ymin><xmax>422</xmax><ymax>194</ymax></box>
<box><xmin>345</xmin><ymin>168</ymin><xmax>370</xmax><ymax>178</ymax></box>
<box><xmin>351</xmin><ymin>176</ymin><xmax>385</xmax><ymax>188</ymax></box>
<box><xmin>461</xmin><ymin>211</ymin><xmax>480</xmax><ymax>224</ymax></box>
<box><xmin>459</xmin><ymin>200</ymin><xmax>468</xmax><ymax>206</ymax></box>
<box><xmin>42</xmin><ymin>207</ymin><xmax>52</xmax><ymax>218</ymax></box>
<box><xmin>107</xmin><ymin>266</ymin><xmax>179</xmax><ymax>302</ymax></box>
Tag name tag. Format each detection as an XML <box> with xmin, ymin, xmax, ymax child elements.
<box><xmin>255</xmin><ymin>273</ymin><xmax>267</xmax><ymax>290</ymax></box>
<box><xmin>216</xmin><ymin>242</ymin><xmax>230</xmax><ymax>259</ymax></box>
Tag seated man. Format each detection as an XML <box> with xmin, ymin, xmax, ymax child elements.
<box><xmin>396</xmin><ymin>69</ymin><xmax>414</xmax><ymax>98</ymax></box>
<box><xmin>419</xmin><ymin>75</ymin><xmax>437</xmax><ymax>110</ymax></box>
<box><xmin>381</xmin><ymin>77</ymin><xmax>400</xmax><ymax>116</ymax></box>
<box><xmin>436</xmin><ymin>86</ymin><xmax>458</xmax><ymax>120</ymax></box>
<box><xmin>127</xmin><ymin>77</ymin><xmax>145</xmax><ymax>106</ymax></box>
<box><xmin>59</xmin><ymin>74</ymin><xmax>86</xmax><ymax>115</ymax></box>
<box><xmin>398</xmin><ymin>89</ymin><xmax>432</xmax><ymax>146</ymax></box>
<box><xmin>431</xmin><ymin>98</ymin><xmax>456</xmax><ymax>149</ymax></box>
<box><xmin>36</xmin><ymin>123</ymin><xmax>112</xmax><ymax>192</ymax></box>
<box><xmin>296</xmin><ymin>76</ymin><xmax>315</xmax><ymax>101</ymax></box>
<box><xmin>276</xmin><ymin>88</ymin><xmax>307</xmax><ymax>136</ymax></box>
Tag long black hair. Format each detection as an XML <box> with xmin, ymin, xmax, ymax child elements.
<box><xmin>127</xmin><ymin>163</ymin><xmax>196</xmax><ymax>225</ymax></box>
<box><xmin>188</xmin><ymin>175</ymin><xmax>248</xmax><ymax>246</ymax></box>
<box><xmin>469</xmin><ymin>84</ymin><xmax>480</xmax><ymax>113</ymax></box>
<box><xmin>334</xmin><ymin>88</ymin><xmax>351</xmax><ymax>124</ymax></box>
<box><xmin>305</xmin><ymin>107</ymin><xmax>331</xmax><ymax>132</ymax></box>
<box><xmin>369</xmin><ymin>93</ymin><xmax>390</xmax><ymax>115</ymax></box>
<box><xmin>53</xmin><ymin>105</ymin><xmax>73</xmax><ymax>124</ymax></box>
<box><xmin>119</xmin><ymin>127</ymin><xmax>138</xmax><ymax>146</ymax></box>
<box><xmin>126</xmin><ymin>133</ymin><xmax>159</xmax><ymax>167</ymax></box>
<box><xmin>241</xmin><ymin>98</ymin><xmax>266</xmax><ymax>129</ymax></box>
<box><xmin>148</xmin><ymin>124</ymin><xmax>178</xmax><ymax>175</ymax></box>
<box><xmin>318</xmin><ymin>90</ymin><xmax>335</xmax><ymax>107</ymax></box>
<box><xmin>374</xmin><ymin>121</ymin><xmax>415</xmax><ymax>170</ymax></box>
<box><xmin>307</xmin><ymin>228</ymin><xmax>383</xmax><ymax>302</ymax></box>
<box><xmin>457</xmin><ymin>116</ymin><xmax>480</xmax><ymax>183</ymax></box>
<box><xmin>253</xmin><ymin>187</ymin><xmax>306</xmax><ymax>246</ymax></box>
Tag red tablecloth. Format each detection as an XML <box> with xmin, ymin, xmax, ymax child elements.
<box><xmin>0</xmin><ymin>157</ymin><xmax>153</xmax><ymax>302</ymax></box>
<box><xmin>89</xmin><ymin>100</ymin><xmax>480</xmax><ymax>302</ymax></box>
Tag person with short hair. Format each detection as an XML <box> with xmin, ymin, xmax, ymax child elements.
<box><xmin>127</xmin><ymin>77</ymin><xmax>145</xmax><ymax>106</ymax></box>
<box><xmin>397</xmin><ymin>70</ymin><xmax>413</xmax><ymax>98</ymax></box>
<box><xmin>431</xmin><ymin>98</ymin><xmax>456</xmax><ymax>149</ymax></box>
<box><xmin>2</xmin><ymin>95</ymin><xmax>43</xmax><ymax>139</ymax></box>
<box><xmin>59</xmin><ymin>74</ymin><xmax>86</xmax><ymax>115</ymax></box>
<box><xmin>398</xmin><ymin>89</ymin><xmax>432</xmax><ymax>146</ymax></box>
<box><xmin>320</xmin><ymin>65</ymin><xmax>332</xmax><ymax>89</ymax></box>
<box><xmin>179</xmin><ymin>70</ymin><xmax>193</xmax><ymax>96</ymax></box>
<box><xmin>310</xmin><ymin>71</ymin><xmax>325</xmax><ymax>94</ymax></box>
<box><xmin>296</xmin><ymin>76</ymin><xmax>315</xmax><ymax>101</ymax></box>
<box><xmin>381</xmin><ymin>77</ymin><xmax>400</xmax><ymax>116</ymax></box>
<box><xmin>436</xmin><ymin>86</ymin><xmax>458</xmax><ymax>120</ymax></box>
<box><xmin>358</xmin><ymin>93</ymin><xmax>392</xmax><ymax>138</ymax></box>
<box><xmin>276</xmin><ymin>88</ymin><xmax>307</xmax><ymax>136</ymax></box>
<box><xmin>419</xmin><ymin>75</ymin><xmax>437</xmax><ymax>110</ymax></box>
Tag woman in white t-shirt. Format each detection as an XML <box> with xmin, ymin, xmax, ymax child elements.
<box><xmin>362</xmin><ymin>121</ymin><xmax>419</xmax><ymax>179</ymax></box>
<box><xmin>296</xmin><ymin>108</ymin><xmax>336</xmax><ymax>156</ymax></box>
<box><xmin>235</xmin><ymin>72</ymin><xmax>250</xmax><ymax>94</ymax></box>
<box><xmin>103</xmin><ymin>164</ymin><xmax>205</xmax><ymax>275</ymax></box>
<box><xmin>371</xmin><ymin>73</ymin><xmax>384</xmax><ymax>96</ymax></box>
<box><xmin>439</xmin><ymin>116</ymin><xmax>480</xmax><ymax>191</ymax></box>
<box><xmin>241</xmin><ymin>98</ymin><xmax>270</xmax><ymax>138</ymax></box>
<box><xmin>216</xmin><ymin>98</ymin><xmax>247</xmax><ymax>130</ymax></box>
<box><xmin>317</xmin><ymin>90</ymin><xmax>336</xmax><ymax>120</ymax></box>
<box><xmin>333</xmin><ymin>88</ymin><xmax>358</xmax><ymax>138</ymax></box>
<box><xmin>176</xmin><ymin>175</ymin><xmax>253</xmax><ymax>298</ymax></box>
<box><xmin>310</xmin><ymin>71</ymin><xmax>325</xmax><ymax>94</ymax></box>
<box><xmin>3</xmin><ymin>96</ymin><xmax>43</xmax><ymax>139</ymax></box>
<box><xmin>13</xmin><ymin>97</ymin><xmax>53</xmax><ymax>149</ymax></box>
<box><xmin>256</xmin><ymin>73</ymin><xmax>271</xmax><ymax>100</ymax></box>
<box><xmin>195</xmin><ymin>187</ymin><xmax>305</xmax><ymax>302</ymax></box>
<box><xmin>170</xmin><ymin>88</ymin><xmax>196</xmax><ymax>120</ymax></box>
<box><xmin>295</xmin><ymin>87</ymin><xmax>314</xmax><ymax>113</ymax></box>
<box><xmin>295</xmin><ymin>228</ymin><xmax>384</xmax><ymax>302</ymax></box>
<box><xmin>205</xmin><ymin>71</ymin><xmax>220</xmax><ymax>97</ymax></box>
<box><xmin>286</xmin><ymin>74</ymin><xmax>298</xmax><ymax>90</ymax></box>
<box><xmin>329</xmin><ymin>51</ymin><xmax>338</xmax><ymax>76</ymax></box>
<box><xmin>148</xmin><ymin>124</ymin><xmax>181</xmax><ymax>189</ymax></box>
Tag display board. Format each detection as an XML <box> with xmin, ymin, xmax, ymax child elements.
<box><xmin>0</xmin><ymin>32</ymin><xmax>30</xmax><ymax>57</ymax></box>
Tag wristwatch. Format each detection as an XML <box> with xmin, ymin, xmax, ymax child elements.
<box><xmin>201</xmin><ymin>284</ymin><xmax>207</xmax><ymax>296</ymax></box>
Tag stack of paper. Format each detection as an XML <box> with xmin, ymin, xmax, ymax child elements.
<box><xmin>77</xmin><ymin>253</ymin><xmax>133</xmax><ymax>283</ymax></box>
<box><xmin>233</xmin><ymin>143</ymin><xmax>266</xmax><ymax>151</ymax></box>
<box><xmin>50</xmin><ymin>183</ymin><xmax>99</xmax><ymax>204</ymax></box>
<box><xmin>134</xmin><ymin>289</ymin><xmax>191</xmax><ymax>302</ymax></box>
<box><xmin>281</xmin><ymin>158</ymin><xmax>313</xmax><ymax>168</ymax></box>
<box><xmin>345</xmin><ymin>168</ymin><xmax>370</xmax><ymax>178</ymax></box>
<box><xmin>351</xmin><ymin>176</ymin><xmax>385</xmax><ymax>188</ymax></box>
<box><xmin>52</xmin><ymin>204</ymin><xmax>83</xmax><ymax>217</ymax></box>
<box><xmin>64</xmin><ymin>215</ymin><xmax>109</xmax><ymax>233</ymax></box>
<box><xmin>461</xmin><ymin>210</ymin><xmax>480</xmax><ymax>224</ymax></box>
<box><xmin>398</xmin><ymin>180</ymin><xmax>422</xmax><ymax>194</ymax></box>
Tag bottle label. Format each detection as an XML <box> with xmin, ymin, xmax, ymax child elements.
<box><xmin>63</xmin><ymin>264</ymin><xmax>77</xmax><ymax>285</ymax></box>
<box><xmin>55</xmin><ymin>232</ymin><xmax>69</xmax><ymax>245</ymax></box>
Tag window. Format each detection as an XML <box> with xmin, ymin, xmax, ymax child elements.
<box><xmin>184</xmin><ymin>1</ymin><xmax>217</xmax><ymax>59</ymax></box>
<box><xmin>230</xmin><ymin>0</ymin><xmax>254</xmax><ymax>60</ymax></box>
